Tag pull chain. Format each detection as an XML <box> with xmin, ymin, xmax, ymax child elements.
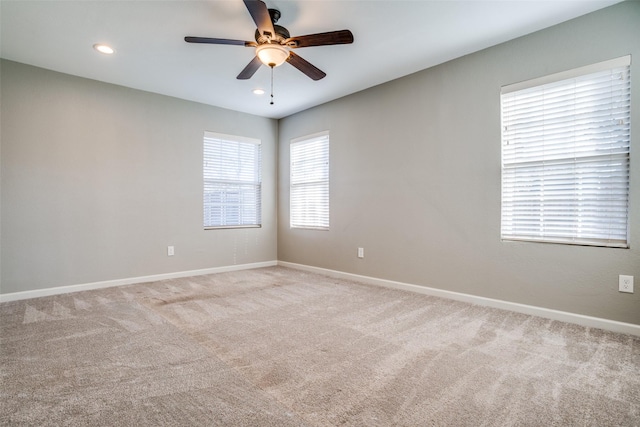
<box><xmin>270</xmin><ymin>65</ymin><xmax>275</xmax><ymax>105</ymax></box>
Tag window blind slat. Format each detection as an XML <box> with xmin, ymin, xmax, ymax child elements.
<box><xmin>500</xmin><ymin>58</ymin><xmax>630</xmax><ymax>248</ymax></box>
<box><xmin>290</xmin><ymin>132</ymin><xmax>330</xmax><ymax>230</ymax></box>
<box><xmin>203</xmin><ymin>133</ymin><xmax>262</xmax><ymax>228</ymax></box>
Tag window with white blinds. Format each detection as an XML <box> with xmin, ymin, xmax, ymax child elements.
<box><xmin>290</xmin><ymin>131</ymin><xmax>329</xmax><ymax>230</ymax></box>
<box><xmin>500</xmin><ymin>56</ymin><xmax>631</xmax><ymax>248</ymax></box>
<box><xmin>203</xmin><ymin>131</ymin><xmax>261</xmax><ymax>228</ymax></box>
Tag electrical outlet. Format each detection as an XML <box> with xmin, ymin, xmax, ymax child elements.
<box><xmin>357</xmin><ymin>247</ymin><xmax>364</xmax><ymax>258</ymax></box>
<box><xmin>167</xmin><ymin>246</ymin><xmax>175</xmax><ymax>257</ymax></box>
<box><xmin>619</xmin><ymin>275</ymin><xmax>633</xmax><ymax>293</ymax></box>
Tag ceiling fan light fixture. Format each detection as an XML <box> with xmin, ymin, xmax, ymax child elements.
<box><xmin>256</xmin><ymin>44</ymin><xmax>289</xmax><ymax>67</ymax></box>
<box><xmin>184</xmin><ymin>1</ymin><xmax>353</xmax><ymax>81</ymax></box>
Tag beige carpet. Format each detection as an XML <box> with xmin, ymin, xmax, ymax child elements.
<box><xmin>1</xmin><ymin>266</ymin><xmax>639</xmax><ymax>426</ymax></box>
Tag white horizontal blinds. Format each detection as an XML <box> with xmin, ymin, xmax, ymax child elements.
<box><xmin>290</xmin><ymin>132</ymin><xmax>329</xmax><ymax>229</ymax></box>
<box><xmin>203</xmin><ymin>132</ymin><xmax>261</xmax><ymax>228</ymax></box>
<box><xmin>501</xmin><ymin>56</ymin><xmax>631</xmax><ymax>248</ymax></box>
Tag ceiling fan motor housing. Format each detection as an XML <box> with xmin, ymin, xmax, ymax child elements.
<box><xmin>255</xmin><ymin>24</ymin><xmax>290</xmax><ymax>45</ymax></box>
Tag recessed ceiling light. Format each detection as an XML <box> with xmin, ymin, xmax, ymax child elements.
<box><xmin>253</xmin><ymin>89</ymin><xmax>265</xmax><ymax>95</ymax></box>
<box><xmin>93</xmin><ymin>44</ymin><xmax>115</xmax><ymax>55</ymax></box>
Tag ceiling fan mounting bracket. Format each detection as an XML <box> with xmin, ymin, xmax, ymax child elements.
<box><xmin>268</xmin><ymin>8</ymin><xmax>281</xmax><ymax>24</ymax></box>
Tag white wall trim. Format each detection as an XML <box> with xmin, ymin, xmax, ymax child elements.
<box><xmin>278</xmin><ymin>261</ymin><xmax>640</xmax><ymax>337</ymax></box>
<box><xmin>0</xmin><ymin>261</ymin><xmax>278</xmax><ymax>303</ymax></box>
<box><xmin>3</xmin><ymin>259</ymin><xmax>638</xmax><ymax>336</ymax></box>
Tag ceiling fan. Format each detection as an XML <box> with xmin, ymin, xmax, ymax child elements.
<box><xmin>184</xmin><ymin>0</ymin><xmax>354</xmax><ymax>81</ymax></box>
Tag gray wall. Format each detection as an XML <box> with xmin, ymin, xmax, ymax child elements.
<box><xmin>2</xmin><ymin>2</ymin><xmax>639</xmax><ymax>326</ymax></box>
<box><xmin>278</xmin><ymin>2</ymin><xmax>640</xmax><ymax>325</ymax></box>
<box><xmin>1</xmin><ymin>60</ymin><xmax>278</xmax><ymax>294</ymax></box>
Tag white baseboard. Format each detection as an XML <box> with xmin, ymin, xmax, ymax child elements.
<box><xmin>3</xmin><ymin>260</ymin><xmax>638</xmax><ymax>336</ymax></box>
<box><xmin>278</xmin><ymin>261</ymin><xmax>640</xmax><ymax>337</ymax></box>
<box><xmin>0</xmin><ymin>261</ymin><xmax>278</xmax><ymax>303</ymax></box>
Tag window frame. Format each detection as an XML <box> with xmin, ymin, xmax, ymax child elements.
<box><xmin>500</xmin><ymin>55</ymin><xmax>631</xmax><ymax>248</ymax></box>
<box><xmin>290</xmin><ymin>131</ymin><xmax>330</xmax><ymax>230</ymax></box>
<box><xmin>203</xmin><ymin>131</ymin><xmax>262</xmax><ymax>230</ymax></box>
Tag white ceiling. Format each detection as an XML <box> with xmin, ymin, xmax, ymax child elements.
<box><xmin>0</xmin><ymin>0</ymin><xmax>621</xmax><ymax>119</ymax></box>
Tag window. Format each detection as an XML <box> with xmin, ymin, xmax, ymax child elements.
<box><xmin>290</xmin><ymin>131</ymin><xmax>330</xmax><ymax>229</ymax></box>
<box><xmin>203</xmin><ymin>131</ymin><xmax>261</xmax><ymax>228</ymax></box>
<box><xmin>501</xmin><ymin>56</ymin><xmax>631</xmax><ymax>248</ymax></box>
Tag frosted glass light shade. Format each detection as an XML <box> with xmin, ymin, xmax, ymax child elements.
<box><xmin>256</xmin><ymin>44</ymin><xmax>289</xmax><ymax>67</ymax></box>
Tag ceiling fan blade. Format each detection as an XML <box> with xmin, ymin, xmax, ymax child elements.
<box><xmin>285</xmin><ymin>30</ymin><xmax>354</xmax><ymax>48</ymax></box>
<box><xmin>237</xmin><ymin>56</ymin><xmax>263</xmax><ymax>80</ymax></box>
<box><xmin>185</xmin><ymin>36</ymin><xmax>255</xmax><ymax>47</ymax></box>
<box><xmin>286</xmin><ymin>51</ymin><xmax>326</xmax><ymax>81</ymax></box>
<box><xmin>243</xmin><ymin>0</ymin><xmax>276</xmax><ymax>41</ymax></box>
